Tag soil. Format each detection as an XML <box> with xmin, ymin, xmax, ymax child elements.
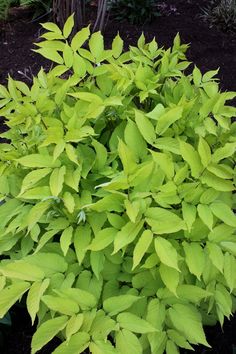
<box><xmin>0</xmin><ymin>1</ymin><xmax>236</xmax><ymax>353</ymax></box>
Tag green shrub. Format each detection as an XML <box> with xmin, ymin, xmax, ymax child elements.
<box><xmin>109</xmin><ymin>0</ymin><xmax>160</xmax><ymax>25</ymax></box>
<box><xmin>0</xmin><ymin>14</ymin><xmax>236</xmax><ymax>354</ymax></box>
<box><xmin>0</xmin><ymin>0</ymin><xmax>12</xmax><ymax>19</ymax></box>
<box><xmin>201</xmin><ymin>0</ymin><xmax>236</xmax><ymax>32</ymax></box>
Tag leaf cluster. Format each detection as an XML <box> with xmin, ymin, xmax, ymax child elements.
<box><xmin>0</xmin><ymin>14</ymin><xmax>235</xmax><ymax>354</ymax></box>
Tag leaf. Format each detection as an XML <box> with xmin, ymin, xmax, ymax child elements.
<box><xmin>197</xmin><ymin>204</ymin><xmax>214</xmax><ymax>230</ymax></box>
<box><xmin>17</xmin><ymin>154</ymin><xmax>61</xmax><ymax>168</ymax></box>
<box><xmin>20</xmin><ymin>168</ymin><xmax>52</xmax><ymax>194</ymax></box>
<box><xmin>92</xmin><ymin>139</ymin><xmax>107</xmax><ymax>171</ymax></box>
<box><xmin>63</xmin><ymin>13</ymin><xmax>74</xmax><ymax>38</ymax></box>
<box><xmin>166</xmin><ymin>340</ymin><xmax>180</xmax><ymax>354</ymax></box>
<box><xmin>154</xmin><ymin>237</ymin><xmax>179</xmax><ymax>271</ymax></box>
<box><xmin>146</xmin><ymin>207</ymin><xmax>186</xmax><ymax>234</ymax></box>
<box><xmin>156</xmin><ymin>106</ymin><xmax>183</xmax><ymax>135</ymax></box>
<box><xmin>27</xmin><ymin>200</ymin><xmax>51</xmax><ymax>231</ymax></box>
<box><xmin>168</xmin><ymin>304</ymin><xmax>210</xmax><ymax>346</ymax></box>
<box><xmin>116</xmin><ymin>329</ymin><xmax>142</xmax><ymax>354</ymax></box>
<box><xmin>154</xmin><ymin>137</ymin><xmax>180</xmax><ymax>155</ymax></box>
<box><xmin>19</xmin><ymin>186</ymin><xmax>51</xmax><ymax>200</ymax></box>
<box><xmin>0</xmin><ymin>281</ymin><xmax>30</xmax><ymax>318</ymax></box>
<box><xmin>207</xmin><ymin>242</ymin><xmax>224</xmax><ymax>273</ymax></box>
<box><xmin>34</xmin><ymin>48</ymin><xmax>64</xmax><ymax>64</ymax></box>
<box><xmin>60</xmin><ymin>226</ymin><xmax>73</xmax><ymax>256</ymax></box>
<box><xmin>210</xmin><ymin>202</ymin><xmax>236</xmax><ymax>227</ymax></box>
<box><xmin>215</xmin><ymin>284</ymin><xmax>232</xmax><ymax>321</ymax></box>
<box><xmin>65</xmin><ymin>314</ymin><xmax>84</xmax><ymax>341</ymax></box>
<box><xmin>27</xmin><ymin>279</ymin><xmax>50</xmax><ymax>324</ymax></box>
<box><xmin>176</xmin><ymin>285</ymin><xmax>212</xmax><ymax>303</ymax></box>
<box><xmin>212</xmin><ymin>143</ymin><xmax>236</xmax><ymax>163</ymax></box>
<box><xmin>25</xmin><ymin>252</ymin><xmax>67</xmax><ymax>276</ymax></box>
<box><xmin>31</xmin><ymin>316</ymin><xmax>68</xmax><ymax>354</ymax></box>
<box><xmin>182</xmin><ymin>202</ymin><xmax>196</xmax><ymax>232</ymax></box>
<box><xmin>134</xmin><ymin>110</ymin><xmax>156</xmax><ymax>144</ymax></box>
<box><xmin>159</xmin><ymin>264</ymin><xmax>179</xmax><ymax>296</ymax></box>
<box><xmin>112</xmin><ymin>33</ymin><xmax>123</xmax><ymax>58</ymax></box>
<box><xmin>146</xmin><ymin>298</ymin><xmax>166</xmax><ymax>331</ymax></box>
<box><xmin>49</xmin><ymin>166</ymin><xmax>66</xmax><ymax>196</ymax></box>
<box><xmin>167</xmin><ymin>329</ymin><xmax>193</xmax><ymax>350</ymax></box>
<box><xmin>89</xmin><ymin>31</ymin><xmax>104</xmax><ymax>61</ymax></box>
<box><xmin>183</xmin><ymin>242</ymin><xmax>205</xmax><ymax>280</ymax></box>
<box><xmin>61</xmin><ymin>288</ymin><xmax>97</xmax><ymax>310</ymax></box>
<box><xmin>117</xmin><ymin>312</ymin><xmax>157</xmax><ymax>333</ymax></box>
<box><xmin>90</xmin><ymin>251</ymin><xmax>105</xmax><ymax>279</ymax></box>
<box><xmin>113</xmin><ymin>220</ymin><xmax>144</xmax><ymax>254</ymax></box>
<box><xmin>179</xmin><ymin>140</ymin><xmax>203</xmax><ymax>178</ymax></box>
<box><xmin>201</xmin><ymin>171</ymin><xmax>234</xmax><ymax>192</ymax></box>
<box><xmin>63</xmin><ymin>192</ymin><xmax>75</xmax><ymax>213</ymax></box>
<box><xmin>42</xmin><ymin>295</ymin><xmax>79</xmax><ymax>315</ymax></box>
<box><xmin>63</xmin><ymin>42</ymin><xmax>74</xmax><ymax>68</ymax></box>
<box><xmin>223</xmin><ymin>253</ymin><xmax>236</xmax><ymax>293</ymax></box>
<box><xmin>104</xmin><ymin>295</ymin><xmax>140</xmax><ymax>316</ymax></box>
<box><xmin>192</xmin><ymin>66</ymin><xmax>202</xmax><ymax>86</ymax></box>
<box><xmin>65</xmin><ymin>144</ymin><xmax>79</xmax><ymax>165</ymax></box>
<box><xmin>198</xmin><ymin>137</ymin><xmax>211</xmax><ymax>167</ymax></box>
<box><xmin>132</xmin><ymin>230</ymin><xmax>153</xmax><ymax>270</ymax></box>
<box><xmin>117</xmin><ymin>139</ymin><xmax>137</xmax><ymax>175</ymax></box>
<box><xmin>53</xmin><ymin>332</ymin><xmax>89</xmax><ymax>354</ymax></box>
<box><xmin>71</xmin><ymin>26</ymin><xmax>90</xmax><ymax>51</ymax></box>
<box><xmin>74</xmin><ymin>225</ymin><xmax>91</xmax><ymax>264</ymax></box>
<box><xmin>0</xmin><ymin>260</ymin><xmax>45</xmax><ymax>282</ymax></box>
<box><xmin>41</xmin><ymin>22</ymin><xmax>62</xmax><ymax>34</ymax></box>
<box><xmin>124</xmin><ymin>119</ymin><xmax>147</xmax><ymax>160</ymax></box>
<box><xmin>88</xmin><ymin>228</ymin><xmax>117</xmax><ymax>251</ymax></box>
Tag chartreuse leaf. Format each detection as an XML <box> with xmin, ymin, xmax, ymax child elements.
<box><xmin>71</xmin><ymin>27</ymin><xmax>90</xmax><ymax>51</ymax></box>
<box><xmin>42</xmin><ymin>294</ymin><xmax>79</xmax><ymax>315</ymax></box>
<box><xmin>223</xmin><ymin>253</ymin><xmax>236</xmax><ymax>293</ymax></box>
<box><xmin>17</xmin><ymin>154</ymin><xmax>61</xmax><ymax>168</ymax></box>
<box><xmin>176</xmin><ymin>285</ymin><xmax>212</xmax><ymax>303</ymax></box>
<box><xmin>182</xmin><ymin>202</ymin><xmax>196</xmax><ymax>232</ymax></box>
<box><xmin>27</xmin><ymin>278</ymin><xmax>50</xmax><ymax>324</ymax></box>
<box><xmin>25</xmin><ymin>252</ymin><xmax>67</xmax><ymax>276</ymax></box>
<box><xmin>74</xmin><ymin>225</ymin><xmax>91</xmax><ymax>264</ymax></box>
<box><xmin>156</xmin><ymin>106</ymin><xmax>183</xmax><ymax>135</ymax></box>
<box><xmin>112</xmin><ymin>33</ymin><xmax>124</xmax><ymax>58</ymax></box>
<box><xmin>135</xmin><ymin>110</ymin><xmax>156</xmax><ymax>144</ymax></box>
<box><xmin>63</xmin><ymin>13</ymin><xmax>74</xmax><ymax>38</ymax></box>
<box><xmin>166</xmin><ymin>340</ymin><xmax>180</xmax><ymax>354</ymax></box>
<box><xmin>212</xmin><ymin>142</ymin><xmax>236</xmax><ymax>163</ymax></box>
<box><xmin>20</xmin><ymin>168</ymin><xmax>52</xmax><ymax>194</ymax></box>
<box><xmin>146</xmin><ymin>207</ymin><xmax>186</xmax><ymax>234</ymax></box>
<box><xmin>89</xmin><ymin>31</ymin><xmax>104</xmax><ymax>61</ymax></box>
<box><xmin>50</xmin><ymin>166</ymin><xmax>66</xmax><ymax>196</ymax></box>
<box><xmin>0</xmin><ymin>281</ymin><xmax>30</xmax><ymax>318</ymax></box>
<box><xmin>53</xmin><ymin>332</ymin><xmax>90</xmax><ymax>354</ymax></box>
<box><xmin>201</xmin><ymin>171</ymin><xmax>234</xmax><ymax>192</ymax></box>
<box><xmin>167</xmin><ymin>330</ymin><xmax>193</xmax><ymax>351</ymax></box>
<box><xmin>215</xmin><ymin>284</ymin><xmax>232</xmax><ymax>323</ymax></box>
<box><xmin>132</xmin><ymin>230</ymin><xmax>153</xmax><ymax>270</ymax></box>
<box><xmin>26</xmin><ymin>200</ymin><xmax>51</xmax><ymax>231</ymax></box>
<box><xmin>183</xmin><ymin>242</ymin><xmax>205</xmax><ymax>280</ymax></box>
<box><xmin>197</xmin><ymin>204</ymin><xmax>214</xmax><ymax>230</ymax></box>
<box><xmin>179</xmin><ymin>140</ymin><xmax>203</xmax><ymax>178</ymax></box>
<box><xmin>155</xmin><ymin>237</ymin><xmax>179</xmax><ymax>271</ymax></box>
<box><xmin>31</xmin><ymin>316</ymin><xmax>68</xmax><ymax>354</ymax></box>
<box><xmin>207</xmin><ymin>242</ymin><xmax>224</xmax><ymax>273</ymax></box>
<box><xmin>198</xmin><ymin>137</ymin><xmax>211</xmax><ymax>167</ymax></box>
<box><xmin>103</xmin><ymin>295</ymin><xmax>140</xmax><ymax>316</ymax></box>
<box><xmin>0</xmin><ymin>260</ymin><xmax>45</xmax><ymax>281</ymax></box>
<box><xmin>63</xmin><ymin>192</ymin><xmax>75</xmax><ymax>213</ymax></box>
<box><xmin>65</xmin><ymin>314</ymin><xmax>84</xmax><ymax>341</ymax></box>
<box><xmin>41</xmin><ymin>22</ymin><xmax>61</xmax><ymax>34</ymax></box>
<box><xmin>116</xmin><ymin>329</ymin><xmax>142</xmax><ymax>354</ymax></box>
<box><xmin>118</xmin><ymin>139</ymin><xmax>137</xmax><ymax>175</ymax></box>
<box><xmin>159</xmin><ymin>264</ymin><xmax>179</xmax><ymax>296</ymax></box>
<box><xmin>168</xmin><ymin>304</ymin><xmax>210</xmax><ymax>347</ymax></box>
<box><xmin>60</xmin><ymin>288</ymin><xmax>97</xmax><ymax>310</ymax></box>
<box><xmin>113</xmin><ymin>220</ymin><xmax>144</xmax><ymax>254</ymax></box>
<box><xmin>117</xmin><ymin>312</ymin><xmax>157</xmax><ymax>333</ymax></box>
<box><xmin>87</xmin><ymin>227</ymin><xmax>117</xmax><ymax>251</ymax></box>
<box><xmin>89</xmin><ymin>340</ymin><xmax>117</xmax><ymax>354</ymax></box>
<box><xmin>124</xmin><ymin>119</ymin><xmax>147</xmax><ymax>160</ymax></box>
<box><xmin>210</xmin><ymin>202</ymin><xmax>236</xmax><ymax>227</ymax></box>
<box><xmin>60</xmin><ymin>226</ymin><xmax>74</xmax><ymax>256</ymax></box>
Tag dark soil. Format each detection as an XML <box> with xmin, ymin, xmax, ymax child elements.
<box><xmin>0</xmin><ymin>1</ymin><xmax>236</xmax><ymax>353</ymax></box>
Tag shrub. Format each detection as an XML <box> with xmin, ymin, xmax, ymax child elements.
<box><xmin>109</xmin><ymin>0</ymin><xmax>160</xmax><ymax>25</ymax></box>
<box><xmin>0</xmin><ymin>14</ymin><xmax>236</xmax><ymax>354</ymax></box>
<box><xmin>201</xmin><ymin>0</ymin><xmax>236</xmax><ymax>33</ymax></box>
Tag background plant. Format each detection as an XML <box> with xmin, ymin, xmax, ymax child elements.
<box><xmin>201</xmin><ymin>0</ymin><xmax>236</xmax><ymax>32</ymax></box>
<box><xmin>0</xmin><ymin>14</ymin><xmax>235</xmax><ymax>354</ymax></box>
<box><xmin>109</xmin><ymin>0</ymin><xmax>160</xmax><ymax>25</ymax></box>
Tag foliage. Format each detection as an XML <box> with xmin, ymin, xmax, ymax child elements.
<box><xmin>20</xmin><ymin>0</ymin><xmax>52</xmax><ymax>19</ymax></box>
<box><xmin>109</xmin><ymin>0</ymin><xmax>160</xmax><ymax>25</ymax></box>
<box><xmin>201</xmin><ymin>0</ymin><xmax>236</xmax><ymax>32</ymax></box>
<box><xmin>0</xmin><ymin>14</ymin><xmax>236</xmax><ymax>354</ymax></box>
<box><xmin>0</xmin><ymin>0</ymin><xmax>12</xmax><ymax>20</ymax></box>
